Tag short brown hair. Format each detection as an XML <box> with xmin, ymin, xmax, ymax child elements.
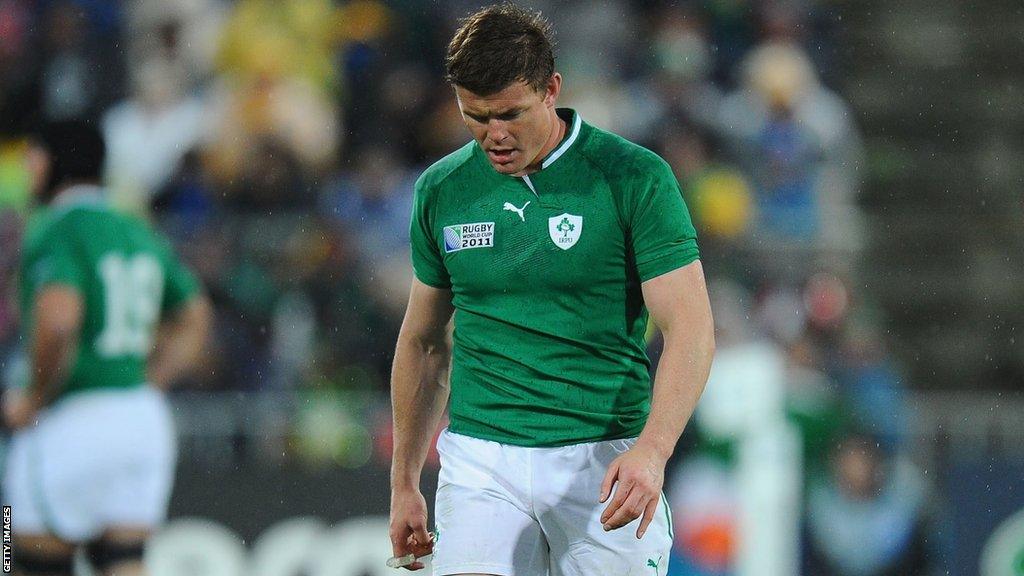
<box><xmin>445</xmin><ymin>3</ymin><xmax>555</xmax><ymax>96</ymax></box>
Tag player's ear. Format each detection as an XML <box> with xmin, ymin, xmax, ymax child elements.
<box><xmin>543</xmin><ymin>73</ymin><xmax>561</xmax><ymax>107</ymax></box>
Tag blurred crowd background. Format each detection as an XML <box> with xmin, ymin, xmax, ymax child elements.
<box><xmin>0</xmin><ymin>1</ymin><xmax>1021</xmax><ymax>575</ymax></box>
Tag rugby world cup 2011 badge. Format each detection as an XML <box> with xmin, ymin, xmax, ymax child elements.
<box><xmin>444</xmin><ymin>222</ymin><xmax>495</xmax><ymax>253</ymax></box>
<box><xmin>548</xmin><ymin>213</ymin><xmax>582</xmax><ymax>250</ymax></box>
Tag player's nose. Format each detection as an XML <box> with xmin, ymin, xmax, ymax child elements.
<box><xmin>486</xmin><ymin>120</ymin><xmax>511</xmax><ymax>144</ymax></box>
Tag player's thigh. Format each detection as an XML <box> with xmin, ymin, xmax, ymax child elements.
<box><xmin>35</xmin><ymin>388</ymin><xmax>175</xmax><ymax>540</ymax></box>
<box><xmin>97</xmin><ymin>391</ymin><xmax>177</xmax><ymax>530</ymax></box>
<box><xmin>4</xmin><ymin>431</ymin><xmax>51</xmax><ymax>538</ymax></box>
<box><xmin>548</xmin><ymin>504</ymin><xmax>672</xmax><ymax>576</ymax></box>
<box><xmin>432</xmin><ymin>431</ymin><xmax>547</xmax><ymax>576</ymax></box>
<box><xmin>538</xmin><ymin>438</ymin><xmax>673</xmax><ymax>576</ymax></box>
<box><xmin>5</xmin><ymin>429</ymin><xmax>92</xmax><ymax>575</ymax></box>
<box><xmin>432</xmin><ymin>488</ymin><xmax>544</xmax><ymax>576</ymax></box>
<box><xmin>4</xmin><ymin>409</ymin><xmax>107</xmax><ymax>542</ymax></box>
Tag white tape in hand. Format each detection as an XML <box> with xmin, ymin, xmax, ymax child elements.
<box><xmin>386</xmin><ymin>553</ymin><xmax>417</xmax><ymax>569</ymax></box>
<box><xmin>386</xmin><ymin>531</ymin><xmax>434</xmax><ymax>569</ymax></box>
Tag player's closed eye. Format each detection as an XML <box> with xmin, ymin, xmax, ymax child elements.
<box><xmin>467</xmin><ymin>111</ymin><xmax>521</xmax><ymax>123</ymax></box>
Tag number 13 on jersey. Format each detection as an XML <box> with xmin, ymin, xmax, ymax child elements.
<box><xmin>95</xmin><ymin>253</ymin><xmax>164</xmax><ymax>358</ymax></box>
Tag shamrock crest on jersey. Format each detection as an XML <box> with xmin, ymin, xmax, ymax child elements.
<box><xmin>548</xmin><ymin>213</ymin><xmax>582</xmax><ymax>250</ymax></box>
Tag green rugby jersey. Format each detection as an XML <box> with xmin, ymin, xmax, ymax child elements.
<box><xmin>19</xmin><ymin>186</ymin><xmax>199</xmax><ymax>399</ymax></box>
<box><xmin>410</xmin><ymin>109</ymin><xmax>700</xmax><ymax>446</ymax></box>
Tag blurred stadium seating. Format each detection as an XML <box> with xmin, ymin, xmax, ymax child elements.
<box><xmin>0</xmin><ymin>1</ymin><xmax>1021</xmax><ymax>575</ymax></box>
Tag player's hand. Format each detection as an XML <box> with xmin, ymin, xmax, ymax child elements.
<box><xmin>599</xmin><ymin>441</ymin><xmax>668</xmax><ymax>539</ymax></box>
<box><xmin>2</xmin><ymin>389</ymin><xmax>40</xmax><ymax>431</ymax></box>
<box><xmin>389</xmin><ymin>486</ymin><xmax>433</xmax><ymax>570</ymax></box>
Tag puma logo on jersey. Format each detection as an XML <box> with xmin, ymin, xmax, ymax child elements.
<box><xmin>502</xmin><ymin>201</ymin><xmax>530</xmax><ymax>222</ymax></box>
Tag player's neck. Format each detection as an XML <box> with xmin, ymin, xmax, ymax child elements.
<box><xmin>518</xmin><ymin>110</ymin><xmax>566</xmax><ymax>177</ymax></box>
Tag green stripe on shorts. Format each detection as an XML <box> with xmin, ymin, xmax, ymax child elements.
<box><xmin>661</xmin><ymin>491</ymin><xmax>673</xmax><ymax>540</ymax></box>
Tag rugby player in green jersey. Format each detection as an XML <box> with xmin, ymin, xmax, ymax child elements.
<box><xmin>3</xmin><ymin>120</ymin><xmax>211</xmax><ymax>576</ymax></box>
<box><xmin>389</xmin><ymin>4</ymin><xmax>715</xmax><ymax>574</ymax></box>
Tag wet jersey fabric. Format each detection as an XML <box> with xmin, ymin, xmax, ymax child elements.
<box><xmin>19</xmin><ymin>186</ymin><xmax>199</xmax><ymax>399</ymax></box>
<box><xmin>410</xmin><ymin>109</ymin><xmax>699</xmax><ymax>446</ymax></box>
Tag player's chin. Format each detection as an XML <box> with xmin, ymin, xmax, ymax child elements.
<box><xmin>489</xmin><ymin>161</ymin><xmax>521</xmax><ymax>174</ymax></box>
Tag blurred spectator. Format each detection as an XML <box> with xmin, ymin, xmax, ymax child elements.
<box><xmin>320</xmin><ymin>145</ymin><xmax>415</xmax><ymax>263</ymax></box>
<box><xmin>416</xmin><ymin>93</ymin><xmax>473</xmax><ymax>162</ymax></box>
<box><xmin>646</xmin><ymin>6</ymin><xmax>723</xmax><ymax>134</ymax></box>
<box><xmin>0</xmin><ymin>209</ymin><xmax>21</xmax><ymax>350</ymax></box>
<box><xmin>215</xmin><ymin>254</ymin><xmax>279</xmax><ymax>391</ymax></box>
<box><xmin>668</xmin><ymin>456</ymin><xmax>737</xmax><ymax>576</ymax></box>
<box><xmin>0</xmin><ymin>0</ymin><xmax>37</xmax><ymax>133</ymax></box>
<box><xmin>542</xmin><ymin>0</ymin><xmax>639</xmax><ymax>131</ymax></box>
<box><xmin>834</xmin><ymin>322</ymin><xmax>910</xmax><ymax>452</ymax></box>
<box><xmin>269</xmin><ymin>290</ymin><xmax>317</xmax><ymax>391</ymax></box>
<box><xmin>718</xmin><ymin>41</ymin><xmax>863</xmax><ymax>248</ymax></box>
<box><xmin>206</xmin><ymin>0</ymin><xmax>358</xmax><ymax>187</ymax></box>
<box><xmin>223</xmin><ymin>136</ymin><xmax>311</xmax><ymax>210</ymax></box>
<box><xmin>127</xmin><ymin>0</ymin><xmax>224</xmax><ymax>89</ymax></box>
<box><xmin>153</xmin><ymin>148</ymin><xmax>217</xmax><ymax>231</ymax></box>
<box><xmin>0</xmin><ymin>139</ymin><xmax>31</xmax><ymax>210</ymax></box>
<box><xmin>658</xmin><ymin>124</ymin><xmax>755</xmax><ymax>243</ymax></box>
<box><xmin>703</xmin><ymin>0</ymin><xmax>757</xmax><ymax>85</ymax></box>
<box><xmin>337</xmin><ymin>1</ymin><xmax>401</xmax><ymax>151</ymax></box>
<box><xmin>374</xmin><ymin>63</ymin><xmax>438</xmax><ymax>162</ymax></box>
<box><xmin>217</xmin><ymin>0</ymin><xmax>343</xmax><ymax>94</ymax></box>
<box><xmin>548</xmin><ymin>0</ymin><xmax>636</xmax><ymax>83</ymax></box>
<box><xmin>102</xmin><ymin>58</ymin><xmax>211</xmax><ymax>211</ymax></box>
<box><xmin>0</xmin><ymin>142</ymin><xmax>27</xmax><ymax>370</ymax></box>
<box><xmin>304</xmin><ymin>221</ymin><xmax>398</xmax><ymax>386</ymax></box>
<box><xmin>319</xmin><ymin>145</ymin><xmax>418</xmax><ymax>316</ymax></box>
<box><xmin>681</xmin><ymin>275</ymin><xmax>849</xmax><ymax>470</ymax></box>
<box><xmin>37</xmin><ymin>1</ymin><xmax>125</xmax><ymax>122</ymax></box>
<box><xmin>804</xmin><ymin>435</ymin><xmax>933</xmax><ymax>576</ymax></box>
<box><xmin>206</xmin><ymin>71</ymin><xmax>340</xmax><ymax>187</ymax></box>
<box><xmin>784</xmin><ymin>336</ymin><xmax>848</xmax><ymax>476</ymax></box>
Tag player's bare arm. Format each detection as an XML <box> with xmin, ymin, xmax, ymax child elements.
<box><xmin>4</xmin><ymin>285</ymin><xmax>83</xmax><ymax>429</ymax></box>
<box><xmin>600</xmin><ymin>260</ymin><xmax>715</xmax><ymax>538</ymax></box>
<box><xmin>389</xmin><ymin>278</ymin><xmax>454</xmax><ymax>570</ymax></box>
<box><xmin>147</xmin><ymin>295</ymin><xmax>213</xmax><ymax>390</ymax></box>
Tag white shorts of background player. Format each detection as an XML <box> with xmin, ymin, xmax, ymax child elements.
<box><xmin>432</xmin><ymin>429</ymin><xmax>673</xmax><ymax>576</ymax></box>
<box><xmin>4</xmin><ymin>386</ymin><xmax>176</xmax><ymax>541</ymax></box>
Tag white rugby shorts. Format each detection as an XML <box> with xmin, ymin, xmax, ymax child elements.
<box><xmin>432</xmin><ymin>429</ymin><xmax>673</xmax><ymax>576</ymax></box>
<box><xmin>3</xmin><ymin>386</ymin><xmax>177</xmax><ymax>542</ymax></box>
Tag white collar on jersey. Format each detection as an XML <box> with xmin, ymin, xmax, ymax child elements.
<box><xmin>540</xmin><ymin>109</ymin><xmax>583</xmax><ymax>170</ymax></box>
<box><xmin>50</xmin><ymin>184</ymin><xmax>106</xmax><ymax>209</ymax></box>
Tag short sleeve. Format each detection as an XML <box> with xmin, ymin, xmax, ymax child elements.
<box><xmin>28</xmin><ymin>234</ymin><xmax>86</xmax><ymax>292</ymax></box>
<box><xmin>630</xmin><ymin>157</ymin><xmax>700</xmax><ymax>282</ymax></box>
<box><xmin>409</xmin><ymin>177</ymin><xmax>451</xmax><ymax>289</ymax></box>
<box><xmin>158</xmin><ymin>238</ymin><xmax>201</xmax><ymax>313</ymax></box>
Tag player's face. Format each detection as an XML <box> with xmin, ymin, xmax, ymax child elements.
<box><xmin>455</xmin><ymin>74</ymin><xmax>562</xmax><ymax>176</ymax></box>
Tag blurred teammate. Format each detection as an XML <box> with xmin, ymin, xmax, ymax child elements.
<box><xmin>389</xmin><ymin>4</ymin><xmax>715</xmax><ymax>575</ymax></box>
<box><xmin>3</xmin><ymin>120</ymin><xmax>211</xmax><ymax>576</ymax></box>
